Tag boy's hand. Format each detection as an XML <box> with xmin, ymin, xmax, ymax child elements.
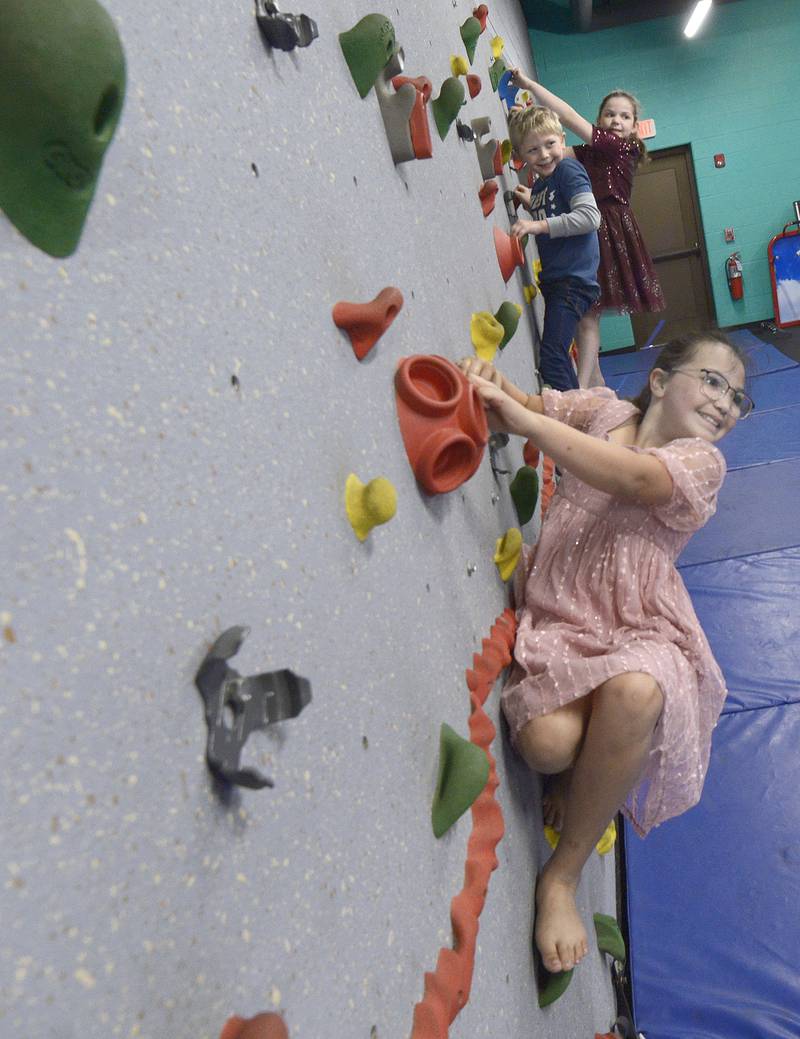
<box><xmin>508</xmin><ymin>66</ymin><xmax>535</xmax><ymax>92</ymax></box>
<box><xmin>512</xmin><ymin>185</ymin><xmax>532</xmax><ymax>208</ymax></box>
<box><xmin>511</xmin><ymin>218</ymin><xmax>544</xmax><ymax>239</ymax></box>
<box><xmin>466</xmin><ymin>373</ymin><xmax>536</xmax><ymax>438</ymax></box>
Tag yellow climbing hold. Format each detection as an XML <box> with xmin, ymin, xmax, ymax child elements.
<box><xmin>345</xmin><ymin>474</ymin><xmax>397</xmax><ymax>542</ymax></box>
<box><xmin>523</xmin><ymin>283</ymin><xmax>538</xmax><ymax>304</ymax></box>
<box><xmin>544</xmin><ymin>818</ymin><xmax>617</xmax><ymax>855</ymax></box>
<box><xmin>493</xmin><ymin>527</ymin><xmax>522</xmax><ymax>581</ymax></box>
<box><xmin>500</xmin><ymin>138</ymin><xmax>512</xmax><ymax>165</ymax></box>
<box><xmin>470</xmin><ymin>310</ymin><xmax>504</xmax><ymax>361</ymax></box>
<box><xmin>450</xmin><ymin>54</ymin><xmax>469</xmax><ymax>77</ymax></box>
<box><xmin>490</xmin><ymin>35</ymin><xmax>505</xmax><ymax>59</ymax></box>
<box><xmin>533</xmin><ymin>257</ymin><xmax>542</xmax><ymax>283</ymax></box>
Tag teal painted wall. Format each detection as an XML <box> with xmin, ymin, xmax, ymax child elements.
<box><xmin>528</xmin><ymin>0</ymin><xmax>800</xmax><ymax>350</ymax></box>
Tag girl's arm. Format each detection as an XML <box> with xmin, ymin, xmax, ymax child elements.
<box><xmin>509</xmin><ymin>67</ymin><xmax>594</xmax><ymax>144</ymax></box>
<box><xmin>467</xmin><ymin>373</ymin><xmax>673</xmax><ymax>506</ymax></box>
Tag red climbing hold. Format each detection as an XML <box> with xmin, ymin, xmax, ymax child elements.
<box><xmin>332</xmin><ymin>286</ymin><xmax>404</xmax><ymax>360</ymax></box>
<box><xmin>493</xmin><ymin>226</ymin><xmax>525</xmax><ymax>283</ymax></box>
<box><xmin>478</xmin><ymin>180</ymin><xmax>499</xmax><ymax>217</ymax></box>
<box><xmin>219</xmin><ymin>1012</ymin><xmax>289</xmax><ymax>1039</ymax></box>
<box><xmin>466</xmin><ymin>73</ymin><xmax>482</xmax><ymax>99</ymax></box>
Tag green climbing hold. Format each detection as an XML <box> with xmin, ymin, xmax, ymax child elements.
<box><xmin>537</xmin><ymin>963</ymin><xmax>573</xmax><ymax>1008</ymax></box>
<box><xmin>0</xmin><ymin>0</ymin><xmax>126</xmax><ymax>257</ymax></box>
<box><xmin>431</xmin><ymin>77</ymin><xmax>466</xmax><ymax>141</ymax></box>
<box><xmin>339</xmin><ymin>14</ymin><xmax>399</xmax><ymax>98</ymax></box>
<box><xmin>489</xmin><ymin>57</ymin><xmax>508</xmax><ymax>92</ymax></box>
<box><xmin>594</xmin><ymin>912</ymin><xmax>626</xmax><ymax>963</ymax></box>
<box><xmin>510</xmin><ymin>466</ymin><xmax>539</xmax><ymax>526</ymax></box>
<box><xmin>495</xmin><ymin>301</ymin><xmax>523</xmax><ymax>349</ymax></box>
<box><xmin>459</xmin><ymin>16</ymin><xmax>481</xmax><ymax>64</ymax></box>
<box><xmin>431</xmin><ymin>722</ymin><xmax>489</xmax><ymax>838</ymax></box>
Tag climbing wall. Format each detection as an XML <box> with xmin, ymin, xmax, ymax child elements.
<box><xmin>0</xmin><ymin>3</ymin><xmax>616</xmax><ymax>1037</ymax></box>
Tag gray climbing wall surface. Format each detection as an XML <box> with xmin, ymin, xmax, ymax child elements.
<box><xmin>0</xmin><ymin>2</ymin><xmax>616</xmax><ymax>1037</ymax></box>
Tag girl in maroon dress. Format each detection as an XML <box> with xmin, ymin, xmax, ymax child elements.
<box><xmin>509</xmin><ymin>72</ymin><xmax>665</xmax><ymax>388</ymax></box>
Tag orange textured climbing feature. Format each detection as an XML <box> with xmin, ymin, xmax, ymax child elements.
<box><xmin>332</xmin><ymin>286</ymin><xmax>404</xmax><ymax>360</ymax></box>
<box><xmin>410</xmin><ymin>608</ymin><xmax>517</xmax><ymax>1039</ymax></box>
<box><xmin>395</xmin><ymin>355</ymin><xmax>488</xmax><ymax>494</ymax></box>
<box><xmin>493</xmin><ymin>226</ymin><xmax>525</xmax><ymax>283</ymax></box>
<box><xmin>219</xmin><ymin>1012</ymin><xmax>289</xmax><ymax>1039</ymax></box>
<box><xmin>540</xmin><ymin>454</ymin><xmax>557</xmax><ymax>518</ymax></box>
<box><xmin>392</xmin><ymin>74</ymin><xmax>434</xmax><ymax>159</ymax></box>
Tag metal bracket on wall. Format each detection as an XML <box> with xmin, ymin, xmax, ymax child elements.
<box><xmin>195</xmin><ymin>626</ymin><xmax>312</xmax><ymax>789</ymax></box>
<box><xmin>254</xmin><ymin>0</ymin><xmax>318</xmax><ymax>50</ymax></box>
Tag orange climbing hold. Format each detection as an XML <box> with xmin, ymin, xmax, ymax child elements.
<box><xmin>332</xmin><ymin>286</ymin><xmax>404</xmax><ymax>360</ymax></box>
<box><xmin>219</xmin><ymin>1013</ymin><xmax>288</xmax><ymax>1039</ymax></box>
<box><xmin>493</xmin><ymin>226</ymin><xmax>525</xmax><ymax>283</ymax></box>
<box><xmin>392</xmin><ymin>74</ymin><xmax>434</xmax><ymax>159</ymax></box>
<box><xmin>395</xmin><ymin>355</ymin><xmax>488</xmax><ymax>495</ymax></box>
<box><xmin>540</xmin><ymin>454</ymin><xmax>557</xmax><ymax>518</ymax></box>
<box><xmin>466</xmin><ymin>73</ymin><xmax>482</xmax><ymax>98</ymax></box>
<box><xmin>478</xmin><ymin>179</ymin><xmax>499</xmax><ymax>217</ymax></box>
<box><xmin>410</xmin><ymin>608</ymin><xmax>516</xmax><ymax>1039</ymax></box>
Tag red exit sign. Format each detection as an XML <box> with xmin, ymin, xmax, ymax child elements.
<box><xmin>637</xmin><ymin>118</ymin><xmax>656</xmax><ymax>139</ymax></box>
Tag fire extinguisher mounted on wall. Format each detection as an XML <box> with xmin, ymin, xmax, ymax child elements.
<box><xmin>726</xmin><ymin>251</ymin><xmax>744</xmax><ymax>301</ymax></box>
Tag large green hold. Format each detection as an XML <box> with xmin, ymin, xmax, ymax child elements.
<box><xmin>431</xmin><ymin>722</ymin><xmax>489</xmax><ymax>838</ymax></box>
<box><xmin>594</xmin><ymin>912</ymin><xmax>627</xmax><ymax>963</ymax></box>
<box><xmin>431</xmin><ymin>78</ymin><xmax>466</xmax><ymax>141</ymax></box>
<box><xmin>339</xmin><ymin>14</ymin><xmax>399</xmax><ymax>98</ymax></box>
<box><xmin>510</xmin><ymin>465</ymin><xmax>539</xmax><ymax>526</ymax></box>
<box><xmin>459</xmin><ymin>16</ymin><xmax>481</xmax><ymax>64</ymax></box>
<box><xmin>0</xmin><ymin>0</ymin><xmax>126</xmax><ymax>257</ymax></box>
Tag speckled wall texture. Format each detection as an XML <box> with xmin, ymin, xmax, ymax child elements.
<box><xmin>0</xmin><ymin>2</ymin><xmax>615</xmax><ymax>1037</ymax></box>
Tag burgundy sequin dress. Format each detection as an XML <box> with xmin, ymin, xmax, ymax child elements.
<box><xmin>502</xmin><ymin>389</ymin><xmax>728</xmax><ymax>836</ymax></box>
<box><xmin>573</xmin><ymin>126</ymin><xmax>665</xmax><ymax>315</ymax></box>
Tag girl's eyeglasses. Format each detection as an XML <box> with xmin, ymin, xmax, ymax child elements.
<box><xmin>667</xmin><ymin>367</ymin><xmax>754</xmax><ymax>419</ymax></box>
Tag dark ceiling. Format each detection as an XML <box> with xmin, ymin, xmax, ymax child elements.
<box><xmin>523</xmin><ymin>0</ymin><xmax>743</xmax><ymax>34</ymax></box>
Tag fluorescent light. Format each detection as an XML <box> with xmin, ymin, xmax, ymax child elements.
<box><xmin>684</xmin><ymin>0</ymin><xmax>712</xmax><ymax>37</ymax></box>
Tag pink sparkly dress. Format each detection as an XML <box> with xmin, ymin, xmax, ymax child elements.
<box><xmin>502</xmin><ymin>388</ymin><xmax>728</xmax><ymax>837</ymax></box>
<box><xmin>573</xmin><ymin>126</ymin><xmax>665</xmax><ymax>315</ymax></box>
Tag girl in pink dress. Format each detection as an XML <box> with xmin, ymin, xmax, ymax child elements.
<box><xmin>509</xmin><ymin>71</ymin><xmax>665</xmax><ymax>388</ymax></box>
<box><xmin>458</xmin><ymin>330</ymin><xmax>753</xmax><ymax>977</ymax></box>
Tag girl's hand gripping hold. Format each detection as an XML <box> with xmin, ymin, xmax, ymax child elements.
<box><xmin>466</xmin><ymin>373</ymin><xmax>538</xmax><ymax>438</ymax></box>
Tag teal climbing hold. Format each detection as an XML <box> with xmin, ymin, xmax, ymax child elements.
<box><xmin>593</xmin><ymin>912</ymin><xmax>626</xmax><ymax>963</ymax></box>
<box><xmin>431</xmin><ymin>722</ymin><xmax>489</xmax><ymax>838</ymax></box>
<box><xmin>510</xmin><ymin>466</ymin><xmax>539</xmax><ymax>526</ymax></box>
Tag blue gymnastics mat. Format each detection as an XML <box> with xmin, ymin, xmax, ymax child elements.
<box><xmin>624</xmin><ymin>332</ymin><xmax>800</xmax><ymax>1038</ymax></box>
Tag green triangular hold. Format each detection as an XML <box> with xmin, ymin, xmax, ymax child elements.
<box><xmin>537</xmin><ymin>963</ymin><xmax>573</xmax><ymax>1008</ymax></box>
<box><xmin>339</xmin><ymin>14</ymin><xmax>399</xmax><ymax>98</ymax></box>
<box><xmin>510</xmin><ymin>466</ymin><xmax>539</xmax><ymax>526</ymax></box>
<box><xmin>459</xmin><ymin>16</ymin><xmax>481</xmax><ymax>64</ymax></box>
<box><xmin>431</xmin><ymin>722</ymin><xmax>489</xmax><ymax>838</ymax></box>
<box><xmin>431</xmin><ymin>77</ymin><xmax>466</xmax><ymax>140</ymax></box>
<box><xmin>593</xmin><ymin>912</ymin><xmax>626</xmax><ymax>963</ymax></box>
<box><xmin>495</xmin><ymin>301</ymin><xmax>522</xmax><ymax>349</ymax></box>
<box><xmin>489</xmin><ymin>57</ymin><xmax>507</xmax><ymax>92</ymax></box>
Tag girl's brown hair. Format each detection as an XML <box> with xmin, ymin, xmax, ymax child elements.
<box><xmin>597</xmin><ymin>89</ymin><xmax>649</xmax><ymax>166</ymax></box>
<box><xmin>629</xmin><ymin>330</ymin><xmax>750</xmax><ymax>414</ymax></box>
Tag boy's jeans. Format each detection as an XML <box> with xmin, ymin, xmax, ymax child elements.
<box><xmin>539</xmin><ymin>278</ymin><xmax>600</xmax><ymax>391</ymax></box>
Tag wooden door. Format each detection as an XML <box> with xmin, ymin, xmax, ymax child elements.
<box><xmin>629</xmin><ymin>145</ymin><xmax>716</xmax><ymax>346</ymax></box>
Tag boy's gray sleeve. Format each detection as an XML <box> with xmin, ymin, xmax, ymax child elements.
<box><xmin>546</xmin><ymin>192</ymin><xmax>601</xmax><ymax>237</ymax></box>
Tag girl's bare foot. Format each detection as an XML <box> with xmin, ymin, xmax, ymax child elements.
<box><xmin>542</xmin><ymin>769</ymin><xmax>572</xmax><ymax>831</ymax></box>
<box><xmin>535</xmin><ymin>866</ymin><xmax>589</xmax><ymax>973</ymax></box>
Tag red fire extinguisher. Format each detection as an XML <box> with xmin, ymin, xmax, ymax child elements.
<box><xmin>726</xmin><ymin>252</ymin><xmax>744</xmax><ymax>300</ymax></box>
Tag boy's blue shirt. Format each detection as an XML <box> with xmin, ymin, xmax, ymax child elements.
<box><xmin>529</xmin><ymin>157</ymin><xmax>600</xmax><ymax>290</ymax></box>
